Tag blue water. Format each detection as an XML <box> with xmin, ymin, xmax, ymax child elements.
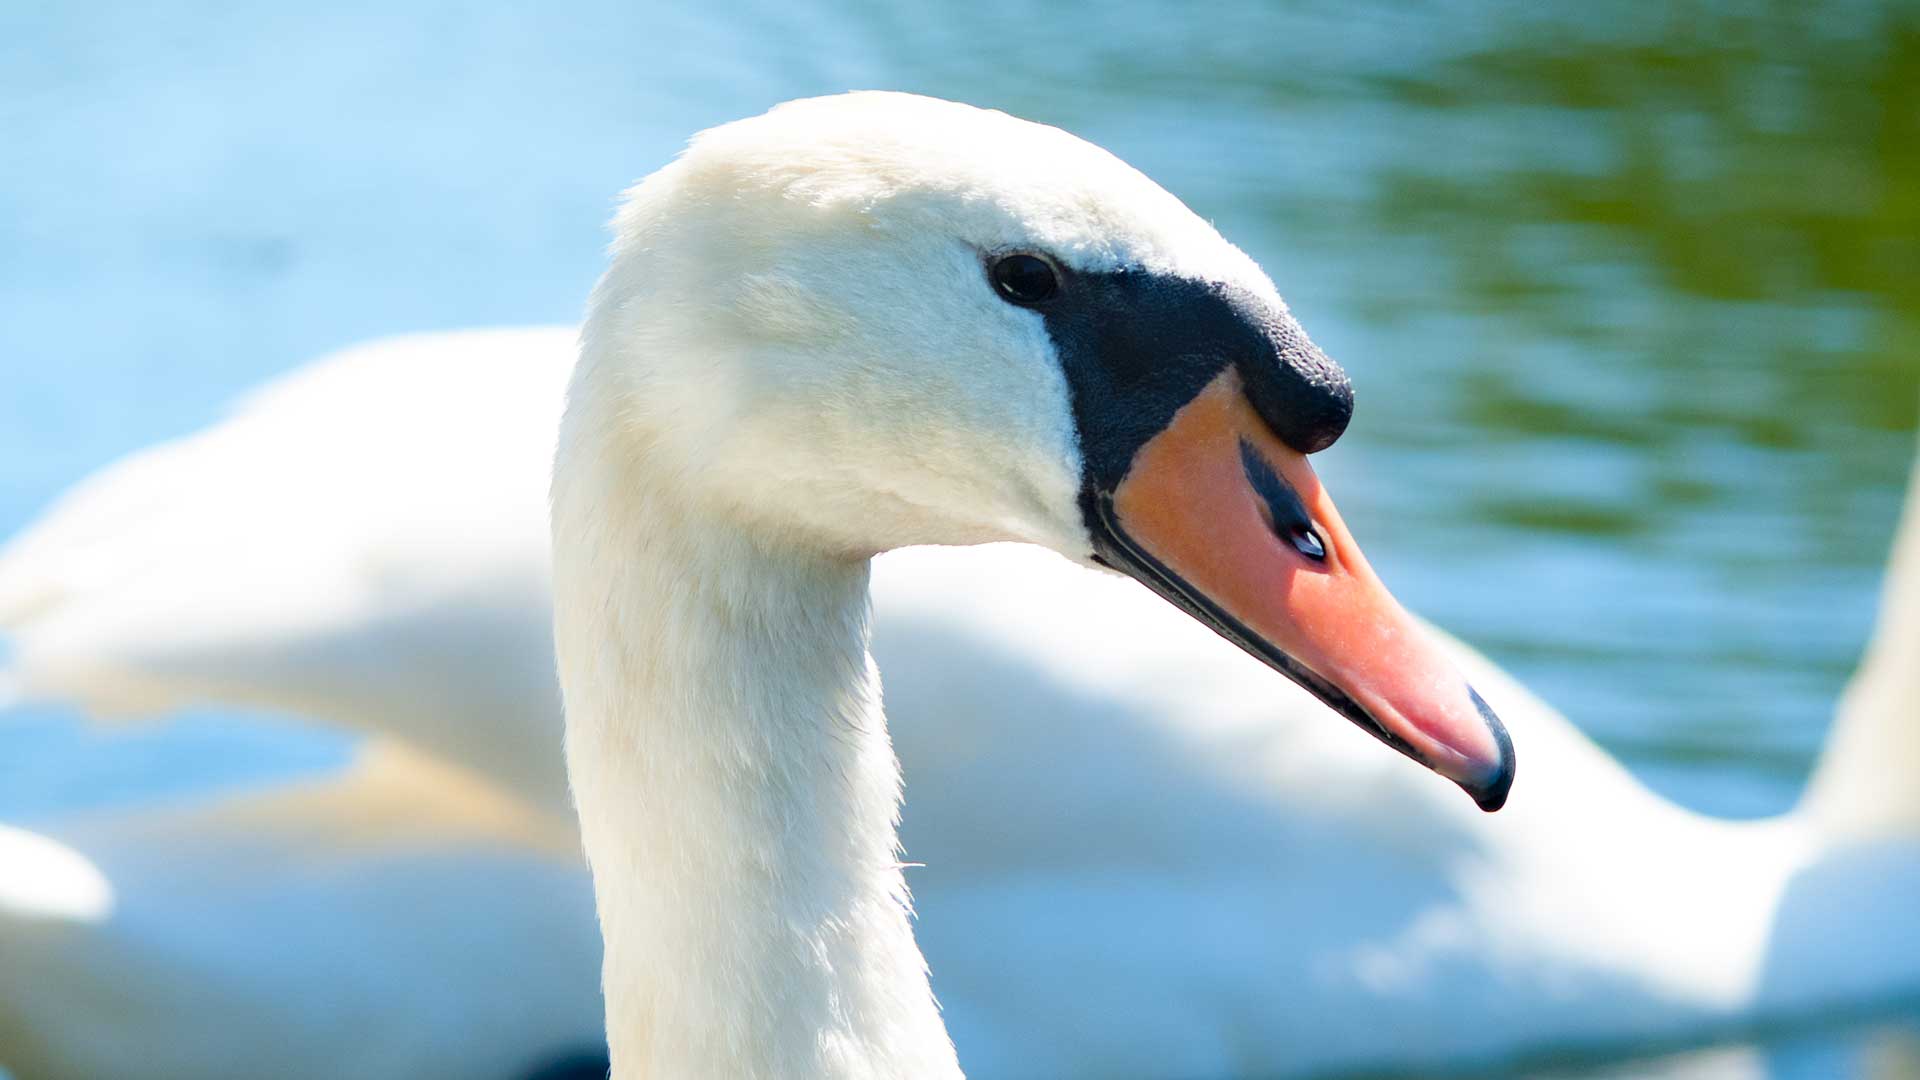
<box><xmin>2</xmin><ymin>3</ymin><xmax>1916</xmax><ymax>1077</ymax></box>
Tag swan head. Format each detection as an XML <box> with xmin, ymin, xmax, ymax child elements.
<box><xmin>571</xmin><ymin>92</ymin><xmax>1513</xmax><ymax>810</ymax></box>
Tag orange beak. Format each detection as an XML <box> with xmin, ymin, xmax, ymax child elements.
<box><xmin>1089</xmin><ymin>369</ymin><xmax>1514</xmax><ymax>810</ymax></box>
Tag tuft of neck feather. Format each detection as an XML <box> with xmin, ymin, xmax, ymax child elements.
<box><xmin>1803</xmin><ymin>433</ymin><xmax>1920</xmax><ymax>845</ymax></box>
<box><xmin>551</xmin><ymin>366</ymin><xmax>960</xmax><ymax>1080</ymax></box>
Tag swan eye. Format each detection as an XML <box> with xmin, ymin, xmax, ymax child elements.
<box><xmin>989</xmin><ymin>253</ymin><xmax>1058</xmax><ymax>305</ymax></box>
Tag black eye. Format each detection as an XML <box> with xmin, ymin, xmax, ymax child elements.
<box><xmin>990</xmin><ymin>253</ymin><xmax>1058</xmax><ymax>305</ymax></box>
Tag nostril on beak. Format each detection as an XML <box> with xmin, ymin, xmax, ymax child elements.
<box><xmin>1288</xmin><ymin>525</ymin><xmax>1326</xmax><ymax>561</ymax></box>
<box><xmin>1239</xmin><ymin>438</ymin><xmax>1328</xmax><ymax>563</ymax></box>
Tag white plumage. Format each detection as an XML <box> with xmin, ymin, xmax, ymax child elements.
<box><xmin>0</xmin><ymin>742</ymin><xmax>601</xmax><ymax>1080</ymax></box>
<box><xmin>2</xmin><ymin>92</ymin><xmax>1915</xmax><ymax>1079</ymax></box>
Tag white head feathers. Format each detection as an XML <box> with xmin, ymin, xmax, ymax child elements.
<box><xmin>572</xmin><ymin>91</ymin><xmax>1284</xmax><ymax>557</ymax></box>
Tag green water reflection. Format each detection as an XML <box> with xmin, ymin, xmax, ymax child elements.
<box><xmin>1106</xmin><ymin>2</ymin><xmax>1920</xmax><ymax>807</ymax></box>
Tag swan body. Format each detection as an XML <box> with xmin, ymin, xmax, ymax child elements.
<box><xmin>0</xmin><ymin>742</ymin><xmax>604</xmax><ymax>1080</ymax></box>
<box><xmin>2</xmin><ymin>93</ymin><xmax>1914</xmax><ymax>1078</ymax></box>
<box><xmin>6</xmin><ymin>517</ymin><xmax>1915</xmax><ymax>1078</ymax></box>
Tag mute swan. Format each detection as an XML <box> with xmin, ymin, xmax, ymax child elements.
<box><xmin>546</xmin><ymin>91</ymin><xmax>1511</xmax><ymax>1078</ymax></box>
<box><xmin>0</xmin><ymin>741</ymin><xmax>606</xmax><ymax>1080</ymax></box>
<box><xmin>3</xmin><ymin>94</ymin><xmax>1915</xmax><ymax>1079</ymax></box>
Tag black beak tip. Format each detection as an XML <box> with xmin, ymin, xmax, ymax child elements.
<box><xmin>1463</xmin><ymin>686</ymin><xmax>1516</xmax><ymax>813</ymax></box>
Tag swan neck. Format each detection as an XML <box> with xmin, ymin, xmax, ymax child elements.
<box><xmin>552</xmin><ymin>425</ymin><xmax>958</xmax><ymax>1079</ymax></box>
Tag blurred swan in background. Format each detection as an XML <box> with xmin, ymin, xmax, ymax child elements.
<box><xmin>2</xmin><ymin>341</ymin><xmax>1917</xmax><ymax>1070</ymax></box>
<box><xmin>0</xmin><ymin>741</ymin><xmax>604</xmax><ymax>1080</ymax></box>
<box><xmin>0</xmin><ymin>329</ymin><xmax>573</xmax><ymax>823</ymax></box>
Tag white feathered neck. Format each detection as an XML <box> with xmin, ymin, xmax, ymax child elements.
<box><xmin>551</xmin><ymin>366</ymin><xmax>959</xmax><ymax>1079</ymax></box>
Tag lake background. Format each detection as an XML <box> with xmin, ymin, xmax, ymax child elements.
<box><xmin>1</xmin><ymin>3</ymin><xmax>1915</xmax><ymax>1077</ymax></box>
